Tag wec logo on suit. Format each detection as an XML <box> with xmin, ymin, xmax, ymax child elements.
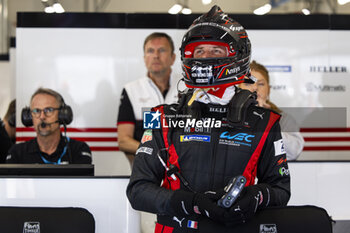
<box><xmin>220</xmin><ymin>132</ymin><xmax>255</xmax><ymax>143</ymax></box>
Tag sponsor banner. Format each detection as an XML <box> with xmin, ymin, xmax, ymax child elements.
<box><xmin>270</xmin><ymin>84</ymin><xmax>287</xmax><ymax>91</ymax></box>
<box><xmin>266</xmin><ymin>65</ymin><xmax>292</xmax><ymax>72</ymax></box>
<box><xmin>309</xmin><ymin>65</ymin><xmax>347</xmax><ymax>73</ymax></box>
<box><xmin>306</xmin><ymin>83</ymin><xmax>346</xmax><ymax>92</ymax></box>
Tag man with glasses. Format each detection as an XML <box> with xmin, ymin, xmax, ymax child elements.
<box><xmin>6</xmin><ymin>88</ymin><xmax>92</xmax><ymax>164</ymax></box>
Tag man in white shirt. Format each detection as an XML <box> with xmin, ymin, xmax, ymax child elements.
<box><xmin>117</xmin><ymin>32</ymin><xmax>179</xmax><ymax>165</ymax></box>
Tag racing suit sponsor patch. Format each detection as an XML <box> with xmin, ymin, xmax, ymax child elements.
<box><xmin>219</xmin><ymin>132</ymin><xmax>255</xmax><ymax>147</ymax></box>
<box><xmin>136</xmin><ymin>146</ymin><xmax>153</xmax><ymax>155</ymax></box>
<box><xmin>141</xmin><ymin>130</ymin><xmax>152</xmax><ymax>144</ymax></box>
<box><xmin>180</xmin><ymin>135</ymin><xmax>211</xmax><ymax>142</ymax></box>
<box><xmin>277</xmin><ymin>158</ymin><xmax>287</xmax><ymax>165</ymax></box>
<box><xmin>274</xmin><ymin>139</ymin><xmax>286</xmax><ymax>156</ymax></box>
<box><xmin>279</xmin><ymin>167</ymin><xmax>290</xmax><ymax>176</ymax></box>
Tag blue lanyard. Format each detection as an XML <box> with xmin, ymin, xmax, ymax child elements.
<box><xmin>40</xmin><ymin>137</ymin><xmax>70</xmax><ymax>164</ymax></box>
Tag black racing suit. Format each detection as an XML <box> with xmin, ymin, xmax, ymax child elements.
<box><xmin>127</xmin><ymin>92</ymin><xmax>290</xmax><ymax>233</ymax></box>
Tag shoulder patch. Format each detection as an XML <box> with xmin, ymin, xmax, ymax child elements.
<box><xmin>136</xmin><ymin>146</ymin><xmax>153</xmax><ymax>155</ymax></box>
<box><xmin>274</xmin><ymin>139</ymin><xmax>286</xmax><ymax>156</ymax></box>
<box><xmin>141</xmin><ymin>130</ymin><xmax>153</xmax><ymax>144</ymax></box>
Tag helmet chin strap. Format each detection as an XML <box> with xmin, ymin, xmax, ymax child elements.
<box><xmin>188</xmin><ymin>88</ymin><xmax>210</xmax><ymax>106</ymax></box>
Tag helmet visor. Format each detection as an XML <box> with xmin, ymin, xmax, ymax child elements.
<box><xmin>184</xmin><ymin>41</ymin><xmax>236</xmax><ymax>58</ymax></box>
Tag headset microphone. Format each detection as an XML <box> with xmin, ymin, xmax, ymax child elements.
<box><xmin>40</xmin><ymin>120</ymin><xmax>59</xmax><ymax>128</ymax></box>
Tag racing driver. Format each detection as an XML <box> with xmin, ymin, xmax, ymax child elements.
<box><xmin>127</xmin><ymin>5</ymin><xmax>290</xmax><ymax>233</ymax></box>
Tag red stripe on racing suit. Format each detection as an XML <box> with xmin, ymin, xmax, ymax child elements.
<box><xmin>155</xmin><ymin>223</ymin><xmax>174</xmax><ymax>233</ymax></box>
<box><xmin>157</xmin><ymin>106</ymin><xmax>181</xmax><ymax>191</ymax></box>
<box><xmin>243</xmin><ymin>112</ymin><xmax>281</xmax><ymax>185</ymax></box>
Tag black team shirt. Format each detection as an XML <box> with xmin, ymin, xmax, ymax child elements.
<box><xmin>6</xmin><ymin>135</ymin><xmax>92</xmax><ymax>164</ymax></box>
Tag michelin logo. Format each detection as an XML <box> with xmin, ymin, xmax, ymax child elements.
<box><xmin>180</xmin><ymin>135</ymin><xmax>211</xmax><ymax>142</ymax></box>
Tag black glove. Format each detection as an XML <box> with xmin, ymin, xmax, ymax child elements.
<box><xmin>169</xmin><ymin>189</ymin><xmax>228</xmax><ymax>223</ymax></box>
<box><xmin>227</xmin><ymin>184</ymin><xmax>272</xmax><ymax>225</ymax></box>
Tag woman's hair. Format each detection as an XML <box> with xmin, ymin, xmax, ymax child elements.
<box><xmin>250</xmin><ymin>60</ymin><xmax>270</xmax><ymax>84</ymax></box>
<box><xmin>250</xmin><ymin>60</ymin><xmax>282</xmax><ymax>114</ymax></box>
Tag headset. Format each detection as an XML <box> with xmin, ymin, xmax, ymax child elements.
<box><xmin>21</xmin><ymin>91</ymin><xmax>73</xmax><ymax>127</ymax></box>
<box><xmin>21</xmin><ymin>89</ymin><xmax>73</xmax><ymax>164</ymax></box>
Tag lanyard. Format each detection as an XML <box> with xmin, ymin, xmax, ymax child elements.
<box><xmin>40</xmin><ymin>137</ymin><xmax>70</xmax><ymax>164</ymax></box>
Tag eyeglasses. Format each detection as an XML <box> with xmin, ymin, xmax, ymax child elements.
<box><xmin>31</xmin><ymin>107</ymin><xmax>60</xmax><ymax>118</ymax></box>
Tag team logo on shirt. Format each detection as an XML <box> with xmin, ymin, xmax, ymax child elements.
<box><xmin>143</xmin><ymin>110</ymin><xmax>161</xmax><ymax>129</ymax></box>
<box><xmin>23</xmin><ymin>222</ymin><xmax>40</xmax><ymax>233</ymax></box>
